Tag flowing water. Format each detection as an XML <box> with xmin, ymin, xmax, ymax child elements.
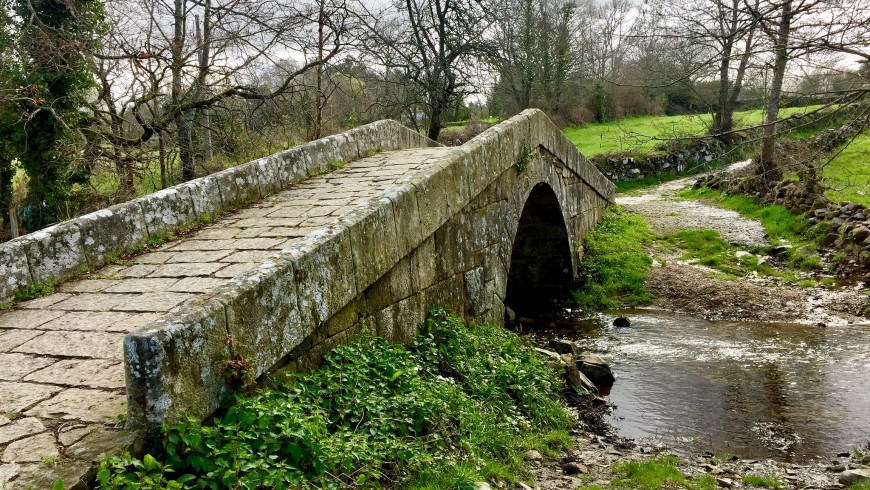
<box><xmin>541</xmin><ymin>310</ymin><xmax>870</xmax><ymax>462</ymax></box>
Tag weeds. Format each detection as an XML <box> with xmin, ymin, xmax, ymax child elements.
<box><xmin>14</xmin><ymin>281</ymin><xmax>55</xmax><ymax>302</ymax></box>
<box><xmin>98</xmin><ymin>310</ymin><xmax>574</xmax><ymax>489</ymax></box>
<box><xmin>607</xmin><ymin>455</ymin><xmax>717</xmax><ymax>490</ymax></box>
<box><xmin>574</xmin><ymin>205</ymin><xmax>653</xmax><ymax>312</ymax></box>
<box><xmin>742</xmin><ymin>474</ymin><xmax>783</xmax><ymax>488</ymax></box>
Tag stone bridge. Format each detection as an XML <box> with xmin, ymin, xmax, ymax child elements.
<box><xmin>0</xmin><ymin>109</ymin><xmax>613</xmax><ymax>487</ymax></box>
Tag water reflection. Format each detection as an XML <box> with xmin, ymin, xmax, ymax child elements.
<box><xmin>537</xmin><ymin>310</ymin><xmax>870</xmax><ymax>462</ymax></box>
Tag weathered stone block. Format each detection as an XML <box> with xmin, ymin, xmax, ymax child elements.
<box><xmin>124</xmin><ymin>298</ymin><xmax>230</xmax><ymax>440</ymax></box>
<box><xmin>281</xmin><ymin>224</ymin><xmax>357</xmax><ymax>330</ymax></box>
<box><xmin>135</xmin><ymin>188</ymin><xmax>197</xmax><ymax>238</ymax></box>
<box><xmin>252</xmin><ymin>157</ymin><xmax>282</xmax><ymax>197</ymax></box>
<box><xmin>407</xmin><ymin>164</ymin><xmax>452</xmax><ymax>237</ymax></box>
<box><xmin>326</xmin><ymin>294</ymin><xmax>366</xmax><ymax>337</ymax></box>
<box><xmin>177</xmin><ymin>174</ymin><xmax>224</xmax><ymax>218</ymax></box>
<box><xmin>424</xmin><ymin>274</ymin><xmax>465</xmax><ymax>318</ymax></box>
<box><xmin>211</xmin><ymin>163</ymin><xmax>262</xmax><ymax>210</ymax></box>
<box><xmin>383</xmin><ymin>184</ymin><xmax>424</xmax><ymax>253</ymax></box>
<box><xmin>343</xmin><ymin>198</ymin><xmax>400</xmax><ymax>289</ymax></box>
<box><xmin>220</xmin><ymin>261</ymin><xmax>304</xmax><ymax>379</ymax></box>
<box><xmin>23</xmin><ymin>222</ymin><xmax>88</xmax><ymax>285</ymax></box>
<box><xmin>409</xmin><ymin>235</ymin><xmax>437</xmax><ymax>292</ymax></box>
<box><xmin>391</xmin><ymin>293</ymin><xmax>426</xmax><ymax>344</ymax></box>
<box><xmin>77</xmin><ymin>201</ymin><xmax>148</xmax><ymax>266</ymax></box>
<box><xmin>0</xmin><ymin>239</ymin><xmax>32</xmax><ymax>304</ymax></box>
<box><xmin>464</xmin><ymin>266</ymin><xmax>485</xmax><ymax>318</ymax></box>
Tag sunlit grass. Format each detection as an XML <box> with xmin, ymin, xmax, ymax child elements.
<box><xmin>824</xmin><ymin>132</ymin><xmax>870</xmax><ymax>207</ymax></box>
<box><xmin>564</xmin><ymin>105</ymin><xmax>823</xmax><ymax>157</ymax></box>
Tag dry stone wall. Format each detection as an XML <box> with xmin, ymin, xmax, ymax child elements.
<box><xmin>0</xmin><ymin>121</ymin><xmax>434</xmax><ymax>304</ymax></box>
<box><xmin>122</xmin><ymin>109</ymin><xmax>614</xmax><ymax>446</ymax></box>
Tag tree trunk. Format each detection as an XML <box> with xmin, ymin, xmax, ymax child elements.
<box><xmin>758</xmin><ymin>0</ymin><xmax>792</xmax><ymax>185</ymax></box>
<box><xmin>172</xmin><ymin>0</ymin><xmax>195</xmax><ymax>182</ymax></box>
<box><xmin>158</xmin><ymin>131</ymin><xmax>168</xmax><ymax>189</ymax></box>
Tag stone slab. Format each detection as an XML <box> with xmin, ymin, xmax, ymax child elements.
<box><xmin>0</xmin><ymin>433</ymin><xmax>58</xmax><ymax>463</ymax></box>
<box><xmin>0</xmin><ymin>354</ymin><xmax>56</xmax><ymax>381</ymax></box>
<box><xmin>0</xmin><ymin>382</ymin><xmax>60</xmax><ymax>413</ymax></box>
<box><xmin>0</xmin><ymin>330</ymin><xmax>44</xmax><ymax>352</ymax></box>
<box><xmin>0</xmin><ymin>418</ymin><xmax>46</xmax><ymax>446</ymax></box>
<box><xmin>25</xmin><ymin>388</ymin><xmax>127</xmax><ymax>423</ymax></box>
<box><xmin>13</xmin><ymin>331</ymin><xmax>124</xmax><ymax>359</ymax></box>
<box><xmin>24</xmin><ymin>359</ymin><xmax>125</xmax><ymax>389</ymax></box>
<box><xmin>38</xmin><ymin>311</ymin><xmax>136</xmax><ymax>332</ymax></box>
<box><xmin>0</xmin><ymin>309</ymin><xmax>65</xmax><ymax>329</ymax></box>
<box><xmin>0</xmin><ymin>240</ymin><xmax>32</xmax><ymax>305</ymax></box>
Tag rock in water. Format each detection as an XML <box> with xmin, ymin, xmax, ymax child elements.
<box><xmin>577</xmin><ymin>354</ymin><xmax>616</xmax><ymax>386</ymax></box>
<box><xmin>839</xmin><ymin>469</ymin><xmax>870</xmax><ymax>486</ymax></box>
<box><xmin>547</xmin><ymin>339</ymin><xmax>579</xmax><ymax>356</ymax></box>
<box><xmin>613</xmin><ymin>316</ymin><xmax>631</xmax><ymax>328</ymax></box>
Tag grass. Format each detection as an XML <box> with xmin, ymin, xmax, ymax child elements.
<box><xmin>661</xmin><ymin>230</ymin><xmax>777</xmax><ymax>278</ymax></box>
<box><xmin>824</xmin><ymin>132</ymin><xmax>870</xmax><ymax>207</ymax></box>
<box><xmin>98</xmin><ymin>309</ymin><xmax>574</xmax><ymax>490</ymax></box>
<box><xmin>586</xmin><ymin>455</ymin><xmax>716</xmax><ymax>490</ymax></box>
<box><xmin>741</xmin><ymin>474</ymin><xmax>783</xmax><ymax>488</ymax></box>
<box><xmin>563</xmin><ymin>105</ymin><xmax>823</xmax><ymax>157</ymax></box>
<box><xmin>574</xmin><ymin>205</ymin><xmax>653</xmax><ymax>312</ymax></box>
<box><xmin>850</xmin><ymin>482</ymin><xmax>870</xmax><ymax>490</ymax></box>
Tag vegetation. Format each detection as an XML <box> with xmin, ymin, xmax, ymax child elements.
<box><xmin>98</xmin><ymin>310</ymin><xmax>574</xmax><ymax>489</ymax></box>
<box><xmin>741</xmin><ymin>474</ymin><xmax>783</xmax><ymax>488</ymax></box>
<box><xmin>563</xmin><ymin>106</ymin><xmax>823</xmax><ymax>157</ymax></box>
<box><xmin>680</xmin><ymin>187</ymin><xmax>817</xmax><ymax>245</ymax></box>
<box><xmin>824</xmin><ymin>133</ymin><xmax>870</xmax><ymax>207</ymax></box>
<box><xmin>574</xmin><ymin>206</ymin><xmax>653</xmax><ymax>312</ymax></box>
<box><xmin>580</xmin><ymin>455</ymin><xmax>717</xmax><ymax>490</ymax></box>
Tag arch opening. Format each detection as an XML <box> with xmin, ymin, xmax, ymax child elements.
<box><xmin>505</xmin><ymin>182</ymin><xmax>574</xmax><ymax>318</ymax></box>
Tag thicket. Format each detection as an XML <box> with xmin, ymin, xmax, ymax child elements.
<box><xmin>96</xmin><ymin>310</ymin><xmax>574</xmax><ymax>489</ymax></box>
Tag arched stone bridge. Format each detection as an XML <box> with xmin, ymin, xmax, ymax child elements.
<box><xmin>0</xmin><ymin>109</ymin><xmax>613</xmax><ymax>482</ymax></box>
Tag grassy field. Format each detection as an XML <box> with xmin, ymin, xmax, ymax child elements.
<box><xmin>824</xmin><ymin>132</ymin><xmax>870</xmax><ymax>207</ymax></box>
<box><xmin>563</xmin><ymin>106</ymin><xmax>822</xmax><ymax>157</ymax></box>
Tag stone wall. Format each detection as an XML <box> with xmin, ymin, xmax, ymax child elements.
<box><xmin>0</xmin><ymin>121</ymin><xmax>436</xmax><ymax>305</ymax></box>
<box><xmin>123</xmin><ymin>109</ymin><xmax>614</xmax><ymax>446</ymax></box>
<box><xmin>591</xmin><ymin>138</ymin><xmax>728</xmax><ymax>183</ymax></box>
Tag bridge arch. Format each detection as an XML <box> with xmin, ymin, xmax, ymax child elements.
<box><xmin>505</xmin><ymin>182</ymin><xmax>575</xmax><ymax>316</ymax></box>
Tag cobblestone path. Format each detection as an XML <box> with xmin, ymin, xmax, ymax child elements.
<box><xmin>0</xmin><ymin>147</ymin><xmax>453</xmax><ymax>488</ymax></box>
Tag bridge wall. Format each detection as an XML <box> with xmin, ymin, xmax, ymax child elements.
<box><xmin>124</xmin><ymin>109</ymin><xmax>615</xmax><ymax>444</ymax></box>
<box><xmin>0</xmin><ymin>121</ymin><xmax>434</xmax><ymax>304</ymax></box>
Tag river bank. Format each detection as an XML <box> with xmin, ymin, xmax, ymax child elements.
<box><xmin>520</xmin><ymin>165</ymin><xmax>870</xmax><ymax>489</ymax></box>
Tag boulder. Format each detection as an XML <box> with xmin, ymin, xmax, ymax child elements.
<box><xmin>839</xmin><ymin>469</ymin><xmax>870</xmax><ymax>486</ymax></box>
<box><xmin>547</xmin><ymin>339</ymin><xmax>579</xmax><ymax>356</ymax></box>
<box><xmin>562</xmin><ymin>354</ymin><xmax>597</xmax><ymax>393</ymax></box>
<box><xmin>613</xmin><ymin>316</ymin><xmax>631</xmax><ymax>328</ymax></box>
<box><xmin>577</xmin><ymin>355</ymin><xmax>616</xmax><ymax>386</ymax></box>
<box><xmin>850</xmin><ymin>226</ymin><xmax>870</xmax><ymax>242</ymax></box>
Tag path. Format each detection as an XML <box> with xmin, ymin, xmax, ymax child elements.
<box><xmin>616</xmin><ymin>160</ymin><xmax>768</xmax><ymax>246</ymax></box>
<box><xmin>615</xmin><ymin>161</ymin><xmax>868</xmax><ymax>326</ymax></box>
<box><xmin>0</xmin><ymin>147</ymin><xmax>452</xmax><ymax>488</ymax></box>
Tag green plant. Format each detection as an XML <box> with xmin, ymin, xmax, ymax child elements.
<box><xmin>574</xmin><ymin>205</ymin><xmax>653</xmax><ymax>312</ymax></box>
<box><xmin>99</xmin><ymin>310</ymin><xmax>574</xmax><ymax>489</ymax></box>
<box><xmin>514</xmin><ymin>142</ymin><xmax>532</xmax><ymax>175</ymax></box>
<box><xmin>741</xmin><ymin>474</ymin><xmax>783</xmax><ymax>488</ymax></box>
<box><xmin>14</xmin><ymin>281</ymin><xmax>55</xmax><ymax>302</ymax></box>
<box><xmin>609</xmin><ymin>455</ymin><xmax>716</xmax><ymax>490</ymax></box>
<box><xmin>329</xmin><ymin>159</ymin><xmax>346</xmax><ymax>169</ymax></box>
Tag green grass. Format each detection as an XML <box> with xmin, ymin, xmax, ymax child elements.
<box><xmin>563</xmin><ymin>106</ymin><xmax>823</xmax><ymax>157</ymax></box>
<box><xmin>600</xmin><ymin>455</ymin><xmax>716</xmax><ymax>490</ymax></box>
<box><xmin>824</xmin><ymin>132</ymin><xmax>870</xmax><ymax>207</ymax></box>
<box><xmin>661</xmin><ymin>230</ymin><xmax>776</xmax><ymax>278</ymax></box>
<box><xmin>850</xmin><ymin>481</ymin><xmax>870</xmax><ymax>490</ymax></box>
<box><xmin>742</xmin><ymin>474</ymin><xmax>783</xmax><ymax>488</ymax></box>
<box><xmin>98</xmin><ymin>310</ymin><xmax>574</xmax><ymax>490</ymax></box>
<box><xmin>574</xmin><ymin>205</ymin><xmax>653</xmax><ymax>312</ymax></box>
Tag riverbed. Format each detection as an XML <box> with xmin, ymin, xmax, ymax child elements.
<box><xmin>543</xmin><ymin>310</ymin><xmax>870</xmax><ymax>463</ymax></box>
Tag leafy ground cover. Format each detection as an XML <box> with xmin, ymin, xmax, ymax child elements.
<box><xmin>98</xmin><ymin>310</ymin><xmax>574</xmax><ymax>489</ymax></box>
<box><xmin>574</xmin><ymin>206</ymin><xmax>653</xmax><ymax>312</ymax></box>
<box><xmin>563</xmin><ymin>106</ymin><xmax>823</xmax><ymax>157</ymax></box>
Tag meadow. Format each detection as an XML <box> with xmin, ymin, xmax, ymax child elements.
<box><xmin>824</xmin><ymin>133</ymin><xmax>870</xmax><ymax>207</ymax></box>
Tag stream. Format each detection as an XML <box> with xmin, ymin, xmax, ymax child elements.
<box><xmin>537</xmin><ymin>310</ymin><xmax>870</xmax><ymax>463</ymax></box>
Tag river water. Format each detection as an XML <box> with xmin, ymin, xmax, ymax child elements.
<box><xmin>545</xmin><ymin>310</ymin><xmax>870</xmax><ymax>463</ymax></box>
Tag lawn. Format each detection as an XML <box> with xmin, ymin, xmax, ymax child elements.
<box><xmin>824</xmin><ymin>132</ymin><xmax>870</xmax><ymax>207</ymax></box>
<box><xmin>563</xmin><ymin>105</ymin><xmax>823</xmax><ymax>157</ymax></box>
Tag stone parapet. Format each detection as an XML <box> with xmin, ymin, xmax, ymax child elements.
<box><xmin>0</xmin><ymin>120</ymin><xmax>435</xmax><ymax>304</ymax></box>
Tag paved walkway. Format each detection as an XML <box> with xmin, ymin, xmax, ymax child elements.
<box><xmin>0</xmin><ymin>147</ymin><xmax>452</xmax><ymax>488</ymax></box>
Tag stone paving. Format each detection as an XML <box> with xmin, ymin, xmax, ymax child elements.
<box><xmin>0</xmin><ymin>147</ymin><xmax>453</xmax><ymax>489</ymax></box>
